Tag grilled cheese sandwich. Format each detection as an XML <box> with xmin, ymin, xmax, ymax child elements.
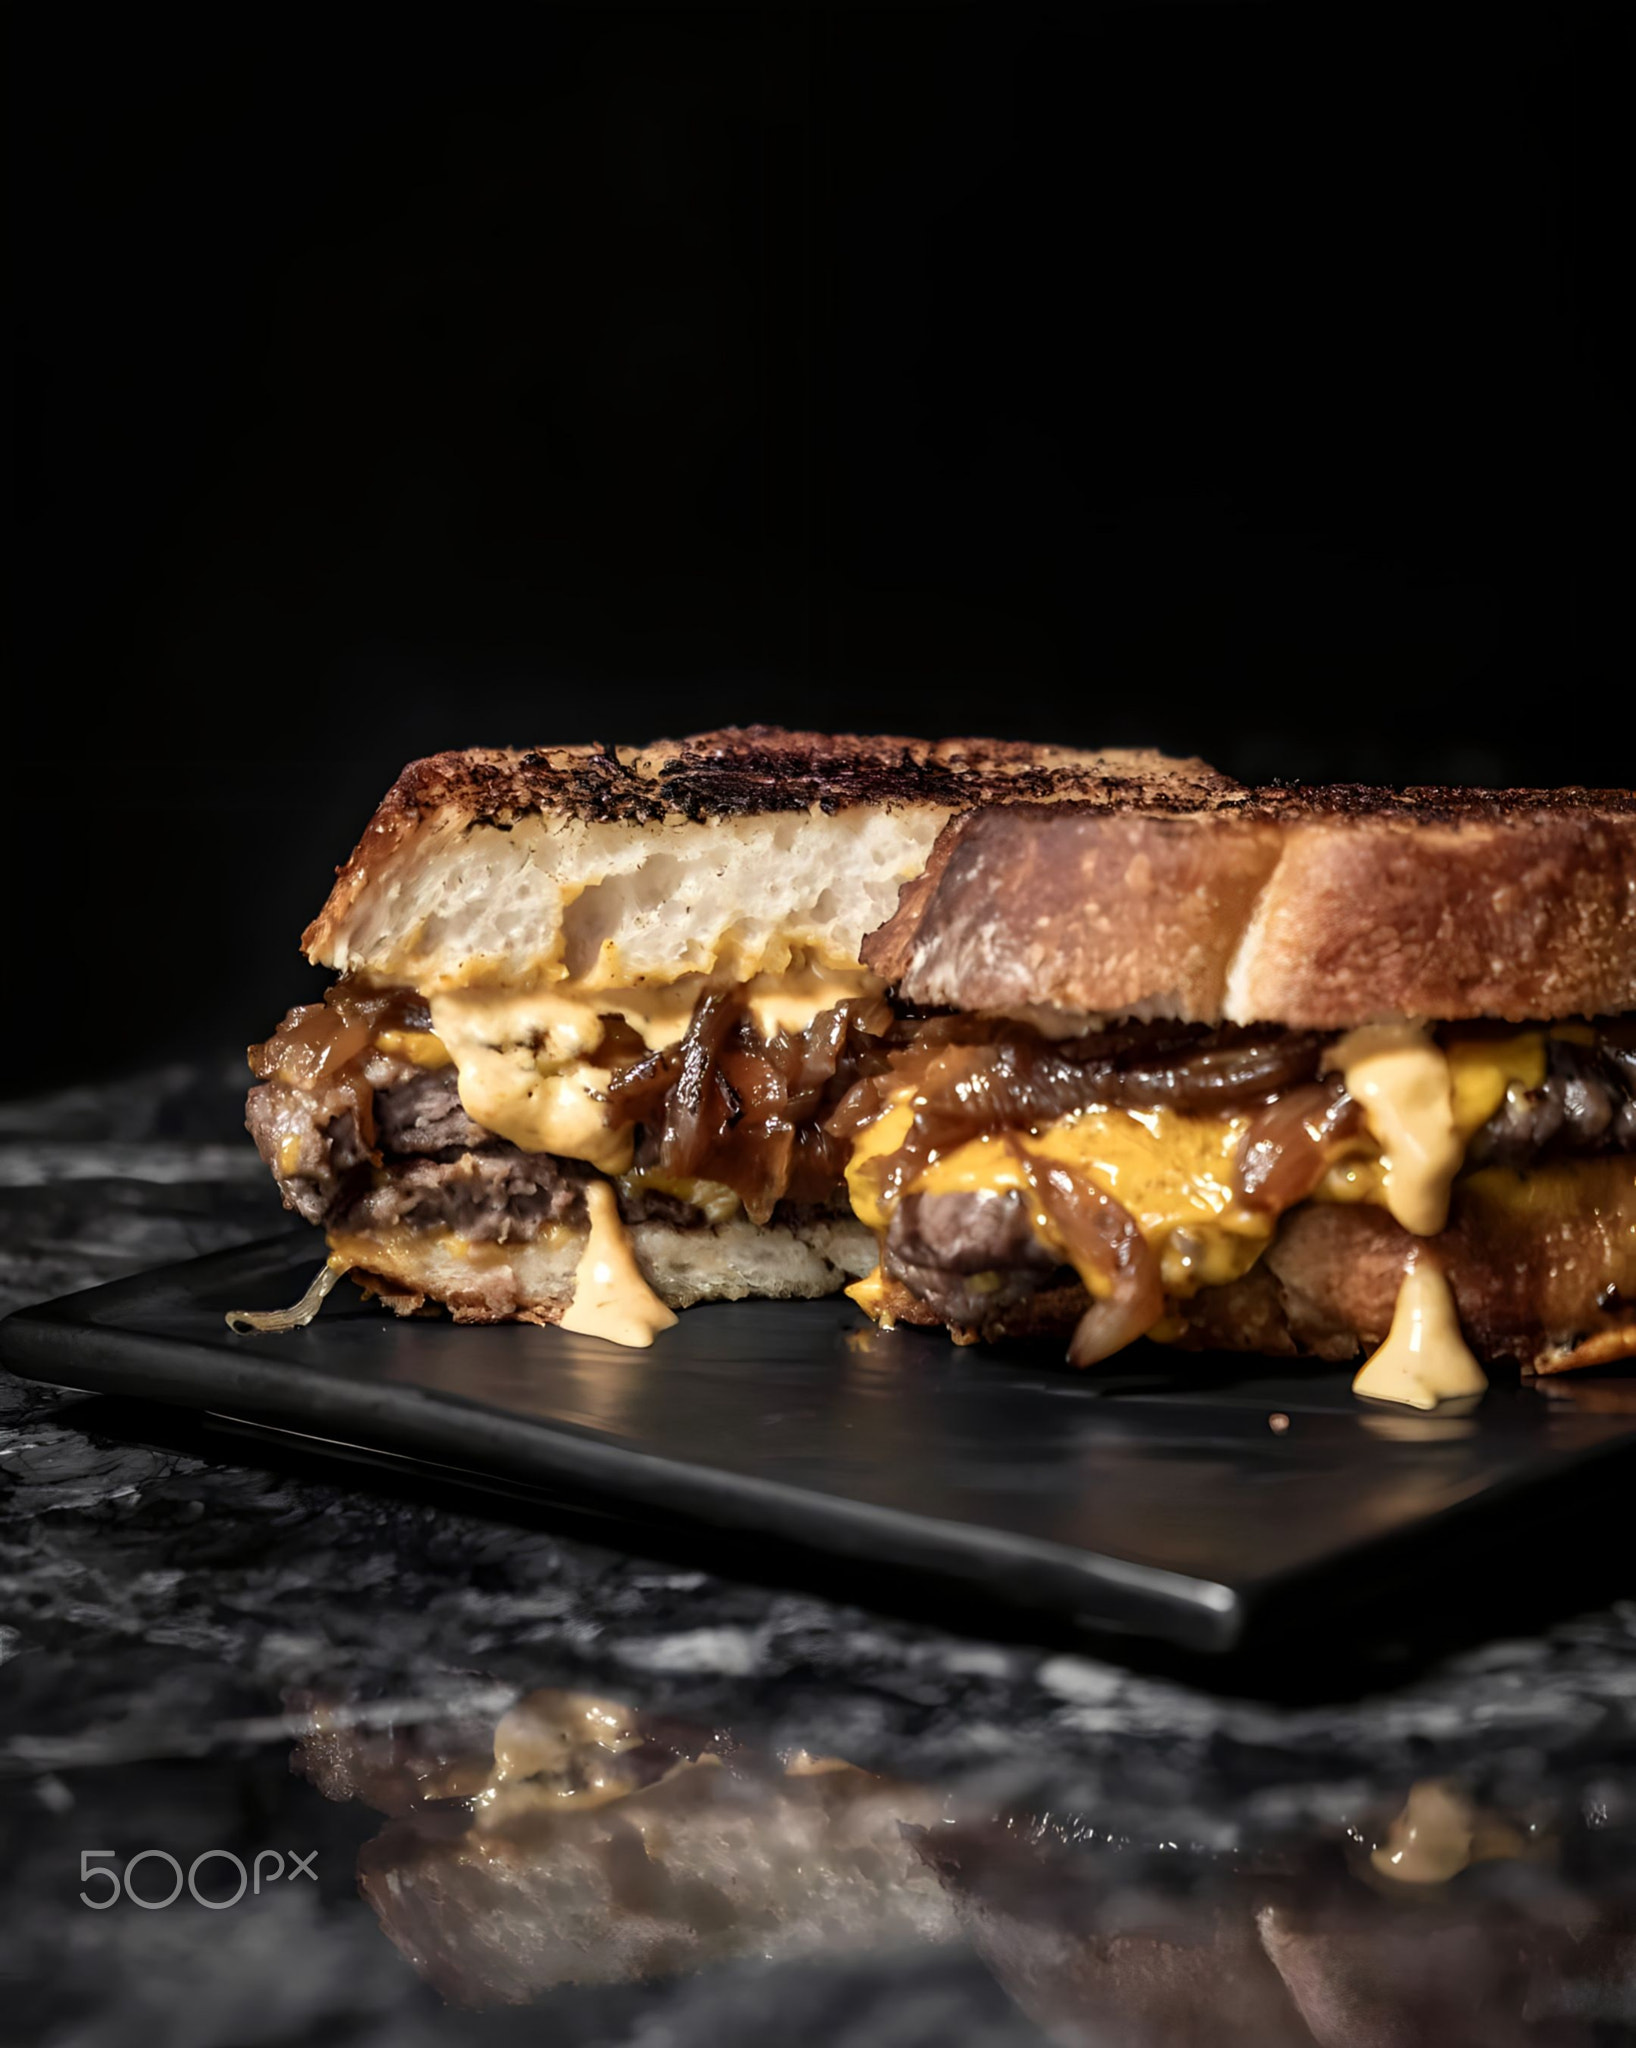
<box><xmin>240</xmin><ymin>730</ymin><xmax>1636</xmax><ymax>1396</ymax></box>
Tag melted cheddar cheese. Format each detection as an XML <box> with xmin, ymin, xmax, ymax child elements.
<box><xmin>841</xmin><ymin>1026</ymin><xmax>1559</xmax><ymax>1358</ymax></box>
<box><xmin>1447</xmin><ymin>1031</ymin><xmax>1546</xmax><ymax>1135</ymax></box>
<box><xmin>373</xmin><ymin>1027</ymin><xmax>454</xmax><ymax>1070</ymax></box>
<box><xmin>845</xmin><ymin>1091</ymin><xmax>1273</xmax><ymax>1298</ymax></box>
<box><xmin>617</xmin><ymin>1168</ymin><xmax>742</xmax><ymax>1224</ymax></box>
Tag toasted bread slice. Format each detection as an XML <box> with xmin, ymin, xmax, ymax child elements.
<box><xmin>865</xmin><ymin>786</ymin><xmax>1636</xmax><ymax>1028</ymax></box>
<box><xmin>337</xmin><ymin>1210</ymin><xmax>876</xmax><ymax>1324</ymax></box>
<box><xmin>304</xmin><ymin>727</ymin><xmax>1224</xmax><ymax>993</ymax></box>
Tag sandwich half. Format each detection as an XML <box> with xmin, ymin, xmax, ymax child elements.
<box><xmin>245</xmin><ymin>729</ymin><xmax>1636</xmax><ymax>1398</ymax></box>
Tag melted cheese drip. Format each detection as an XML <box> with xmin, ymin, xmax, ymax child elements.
<box><xmin>559</xmin><ymin>1180</ymin><xmax>677</xmax><ymax>1347</ymax></box>
<box><xmin>845</xmin><ymin>1090</ymin><xmax>1273</xmax><ymax>1301</ymax></box>
<box><xmin>427</xmin><ymin>966</ymin><xmax>881</xmax><ymax>1174</ymax></box>
<box><xmin>844</xmin><ymin>1265</ymin><xmax>896</xmax><ymax>1325</ymax></box>
<box><xmin>843</xmin><ymin>1097</ymin><xmax>916</xmax><ymax>1232</ymax></box>
<box><xmin>1329</xmin><ymin>1022</ymin><xmax>1461</xmax><ymax>1235</ymax></box>
<box><xmin>1352</xmin><ymin>1258</ymin><xmax>1487</xmax><ymax>1409</ymax></box>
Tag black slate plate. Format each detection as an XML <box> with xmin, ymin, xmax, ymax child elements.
<box><xmin>6</xmin><ymin>1233</ymin><xmax>1636</xmax><ymax>1654</ymax></box>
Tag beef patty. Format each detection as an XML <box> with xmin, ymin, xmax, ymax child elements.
<box><xmin>246</xmin><ymin>1066</ymin><xmax>841</xmax><ymax>1241</ymax></box>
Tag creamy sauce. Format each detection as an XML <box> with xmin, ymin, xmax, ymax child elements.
<box><xmin>1370</xmin><ymin>1779</ymin><xmax>1526</xmax><ymax>1884</ymax></box>
<box><xmin>474</xmin><ymin>1690</ymin><xmax>651</xmax><ymax>1827</ymax></box>
<box><xmin>559</xmin><ymin>1181</ymin><xmax>677</xmax><ymax>1347</ymax></box>
<box><xmin>744</xmin><ymin>964</ymin><xmax>883</xmax><ymax>1036</ymax></box>
<box><xmin>1329</xmin><ymin>1022</ymin><xmax>1461</xmax><ymax>1235</ymax></box>
<box><xmin>1352</xmin><ymin>1258</ymin><xmax>1487</xmax><ymax>1410</ymax></box>
<box><xmin>427</xmin><ymin>986</ymin><xmax>632</xmax><ymax>1172</ymax></box>
<box><xmin>427</xmin><ymin>966</ymin><xmax>882</xmax><ymax>1174</ymax></box>
<box><xmin>1371</xmin><ymin>1780</ymin><xmax>1479</xmax><ymax>1884</ymax></box>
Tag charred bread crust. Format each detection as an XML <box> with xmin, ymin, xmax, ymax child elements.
<box><xmin>864</xmin><ymin>808</ymin><xmax>1284</xmax><ymax>1016</ymax></box>
<box><xmin>865</xmin><ymin>788</ymin><xmax>1636</xmax><ymax>1026</ymax></box>
<box><xmin>303</xmin><ymin>728</ymin><xmax>1224</xmax><ymax>966</ymax></box>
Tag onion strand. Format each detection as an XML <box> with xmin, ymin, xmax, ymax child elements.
<box><xmin>226</xmin><ymin>1258</ymin><xmax>349</xmax><ymax>1335</ymax></box>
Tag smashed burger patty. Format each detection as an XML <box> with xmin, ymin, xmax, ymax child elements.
<box><xmin>247</xmin><ymin>989</ymin><xmax>1636</xmax><ymax>1352</ymax></box>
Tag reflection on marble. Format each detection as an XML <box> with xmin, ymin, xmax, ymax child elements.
<box><xmin>4</xmin><ymin>1062</ymin><xmax>1636</xmax><ymax>2045</ymax></box>
<box><xmin>294</xmin><ymin>1682</ymin><xmax>1635</xmax><ymax>2043</ymax></box>
<box><xmin>298</xmin><ymin>1688</ymin><xmax>955</xmax><ymax>1998</ymax></box>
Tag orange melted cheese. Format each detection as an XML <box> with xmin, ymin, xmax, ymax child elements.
<box><xmin>845</xmin><ymin>1092</ymin><xmax>1273</xmax><ymax>1301</ymax></box>
<box><xmin>841</xmin><ymin>1029</ymin><xmax>1556</xmax><ymax>1354</ymax></box>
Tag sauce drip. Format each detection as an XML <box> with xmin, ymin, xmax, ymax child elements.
<box><xmin>1353</xmin><ymin>1258</ymin><xmax>1487</xmax><ymax>1410</ymax></box>
<box><xmin>559</xmin><ymin>1181</ymin><xmax>677</xmax><ymax>1347</ymax></box>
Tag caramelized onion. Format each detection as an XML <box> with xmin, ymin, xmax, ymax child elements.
<box><xmin>226</xmin><ymin>1258</ymin><xmax>347</xmax><ymax>1334</ymax></box>
<box><xmin>249</xmin><ymin>985</ymin><xmax>420</xmax><ymax>1088</ymax></box>
<box><xmin>249</xmin><ymin>983</ymin><xmax>425</xmax><ymax>1153</ymax></box>
<box><xmin>832</xmin><ymin>1026</ymin><xmax>1327</xmax><ymax>1197</ymax></box>
<box><xmin>607</xmin><ymin>993</ymin><xmax>895</xmax><ymax>1224</ymax></box>
<box><xmin>1098</xmin><ymin>1030</ymin><xmax>1324</xmax><ymax>1110</ymax></box>
<box><xmin>1017</xmin><ymin>1150</ymin><xmax>1165</xmax><ymax>1366</ymax></box>
<box><xmin>1236</xmin><ymin>1079</ymin><xmax>1363</xmax><ymax>1212</ymax></box>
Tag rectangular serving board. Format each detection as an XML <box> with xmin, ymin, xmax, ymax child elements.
<box><xmin>6</xmin><ymin>1233</ymin><xmax>1635</xmax><ymax>1654</ymax></box>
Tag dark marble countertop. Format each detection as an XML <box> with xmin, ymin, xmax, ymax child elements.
<box><xmin>3</xmin><ymin>1062</ymin><xmax>1633</xmax><ymax>2045</ymax></box>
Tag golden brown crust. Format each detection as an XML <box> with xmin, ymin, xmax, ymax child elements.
<box><xmin>864</xmin><ymin>809</ymin><xmax>1284</xmax><ymax>1017</ymax></box>
<box><xmin>1234</xmin><ymin>808</ymin><xmax>1636</xmax><ymax>1026</ymax></box>
<box><xmin>337</xmin><ymin>1209</ymin><xmax>876</xmax><ymax>1325</ymax></box>
<box><xmin>302</xmin><ymin>728</ymin><xmax>1224</xmax><ymax>967</ymax></box>
<box><xmin>350</xmin><ymin>1266</ymin><xmax>558</xmax><ymax>1325</ymax></box>
<box><xmin>867</xmin><ymin>788</ymin><xmax>1636</xmax><ymax>1026</ymax></box>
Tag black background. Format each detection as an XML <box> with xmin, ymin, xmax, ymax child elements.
<box><xmin>11</xmin><ymin>4</ymin><xmax>1632</xmax><ymax>1093</ymax></box>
